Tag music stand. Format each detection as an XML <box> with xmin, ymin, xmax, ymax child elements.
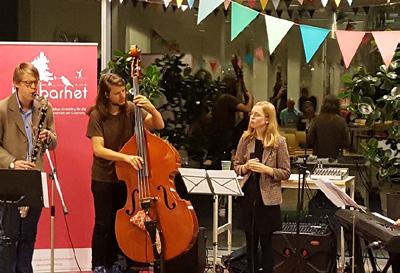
<box><xmin>178</xmin><ymin>168</ymin><xmax>243</xmax><ymax>269</ymax></box>
<box><xmin>314</xmin><ymin>178</ymin><xmax>363</xmax><ymax>273</ymax></box>
<box><xmin>0</xmin><ymin>169</ymin><xmax>46</xmax><ymax>273</ymax></box>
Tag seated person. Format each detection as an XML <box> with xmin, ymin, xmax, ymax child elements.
<box><xmin>298</xmin><ymin>101</ymin><xmax>316</xmax><ymax>131</ymax></box>
<box><xmin>279</xmin><ymin>98</ymin><xmax>303</xmax><ymax>129</ymax></box>
<box><xmin>306</xmin><ymin>94</ymin><xmax>349</xmax><ymax>159</ymax></box>
<box><xmin>298</xmin><ymin>87</ymin><xmax>317</xmax><ymax>113</ymax></box>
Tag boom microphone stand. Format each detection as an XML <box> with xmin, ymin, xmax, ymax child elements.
<box><xmin>295</xmin><ymin>155</ymin><xmax>309</xmax><ymax>235</ymax></box>
<box><xmin>45</xmin><ymin>149</ymin><xmax>68</xmax><ymax>273</ymax></box>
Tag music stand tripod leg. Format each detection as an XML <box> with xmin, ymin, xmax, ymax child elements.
<box><xmin>212</xmin><ymin>195</ymin><xmax>219</xmax><ymax>269</ymax></box>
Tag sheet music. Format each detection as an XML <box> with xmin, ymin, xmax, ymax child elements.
<box><xmin>178</xmin><ymin>168</ymin><xmax>212</xmax><ymax>194</ymax></box>
<box><xmin>179</xmin><ymin>168</ymin><xmax>243</xmax><ymax>196</ymax></box>
<box><xmin>314</xmin><ymin>179</ymin><xmax>364</xmax><ymax>211</ymax></box>
<box><xmin>207</xmin><ymin>170</ymin><xmax>243</xmax><ymax>196</ymax></box>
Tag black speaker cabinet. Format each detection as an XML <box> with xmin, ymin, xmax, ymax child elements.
<box><xmin>272</xmin><ymin>230</ymin><xmax>336</xmax><ymax>273</ymax></box>
<box><xmin>164</xmin><ymin>227</ymin><xmax>206</xmax><ymax>273</ymax></box>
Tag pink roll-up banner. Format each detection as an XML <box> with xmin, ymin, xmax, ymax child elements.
<box><xmin>0</xmin><ymin>42</ymin><xmax>97</xmax><ymax>271</ymax></box>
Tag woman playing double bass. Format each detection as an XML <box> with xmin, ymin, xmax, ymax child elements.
<box><xmin>86</xmin><ymin>72</ymin><xmax>164</xmax><ymax>273</ymax></box>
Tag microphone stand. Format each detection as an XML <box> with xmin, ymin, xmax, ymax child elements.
<box><xmin>295</xmin><ymin>155</ymin><xmax>308</xmax><ymax>235</ymax></box>
<box><xmin>45</xmin><ymin>148</ymin><xmax>68</xmax><ymax>273</ymax></box>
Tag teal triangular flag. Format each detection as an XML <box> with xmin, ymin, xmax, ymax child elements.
<box><xmin>300</xmin><ymin>25</ymin><xmax>330</xmax><ymax>63</ymax></box>
<box><xmin>197</xmin><ymin>0</ymin><xmax>224</xmax><ymax>24</ymax></box>
<box><xmin>231</xmin><ymin>2</ymin><xmax>259</xmax><ymax>41</ymax></box>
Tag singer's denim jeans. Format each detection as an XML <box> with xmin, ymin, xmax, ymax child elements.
<box><xmin>0</xmin><ymin>205</ymin><xmax>41</xmax><ymax>273</ymax></box>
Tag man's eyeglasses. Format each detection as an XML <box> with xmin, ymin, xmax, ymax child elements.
<box><xmin>20</xmin><ymin>80</ymin><xmax>39</xmax><ymax>88</ymax></box>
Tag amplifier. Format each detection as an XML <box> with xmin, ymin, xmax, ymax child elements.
<box><xmin>272</xmin><ymin>222</ymin><xmax>337</xmax><ymax>273</ymax></box>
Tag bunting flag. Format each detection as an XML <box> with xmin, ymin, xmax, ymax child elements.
<box><xmin>372</xmin><ymin>31</ymin><xmax>400</xmax><ymax>67</ymax></box>
<box><xmin>254</xmin><ymin>47</ymin><xmax>265</xmax><ymax>61</ymax></box>
<box><xmin>187</xmin><ymin>0</ymin><xmax>194</xmax><ymax>8</ymax></box>
<box><xmin>272</xmin><ymin>0</ymin><xmax>280</xmax><ymax>9</ymax></box>
<box><xmin>297</xmin><ymin>0</ymin><xmax>304</xmax><ymax>4</ymax></box>
<box><xmin>321</xmin><ymin>0</ymin><xmax>328</xmax><ymax>8</ymax></box>
<box><xmin>181</xmin><ymin>4</ymin><xmax>189</xmax><ymax>11</ymax></box>
<box><xmin>197</xmin><ymin>0</ymin><xmax>224</xmax><ymax>24</ymax></box>
<box><xmin>300</xmin><ymin>25</ymin><xmax>330</xmax><ymax>63</ymax></box>
<box><xmin>224</xmin><ymin>0</ymin><xmax>231</xmax><ymax>9</ymax></box>
<box><xmin>265</xmin><ymin>15</ymin><xmax>294</xmax><ymax>54</ymax></box>
<box><xmin>163</xmin><ymin>0</ymin><xmax>171</xmax><ymax>7</ymax></box>
<box><xmin>248</xmin><ymin>0</ymin><xmax>256</xmax><ymax>8</ymax></box>
<box><xmin>176</xmin><ymin>0</ymin><xmax>183</xmax><ymax>8</ymax></box>
<box><xmin>231</xmin><ymin>2</ymin><xmax>259</xmax><ymax>40</ymax></box>
<box><xmin>260</xmin><ymin>0</ymin><xmax>268</xmax><ymax>10</ymax></box>
<box><xmin>334</xmin><ymin>0</ymin><xmax>341</xmax><ymax>6</ymax></box>
<box><xmin>346</xmin><ymin>0</ymin><xmax>353</xmax><ymax>5</ymax></box>
<box><xmin>209</xmin><ymin>60</ymin><xmax>218</xmax><ymax>73</ymax></box>
<box><xmin>336</xmin><ymin>30</ymin><xmax>365</xmax><ymax>68</ymax></box>
<box><xmin>244</xmin><ymin>53</ymin><xmax>253</xmax><ymax>66</ymax></box>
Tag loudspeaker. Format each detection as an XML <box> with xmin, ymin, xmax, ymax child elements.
<box><xmin>272</xmin><ymin>231</ymin><xmax>336</xmax><ymax>273</ymax></box>
<box><xmin>164</xmin><ymin>227</ymin><xmax>206</xmax><ymax>273</ymax></box>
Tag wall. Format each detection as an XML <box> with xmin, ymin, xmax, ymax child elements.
<box><xmin>20</xmin><ymin>0</ymin><xmax>100</xmax><ymax>43</ymax></box>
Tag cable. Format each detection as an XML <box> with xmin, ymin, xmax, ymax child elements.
<box><xmin>63</xmin><ymin>214</ymin><xmax>83</xmax><ymax>272</ymax></box>
<box><xmin>51</xmin><ymin>149</ymin><xmax>83</xmax><ymax>272</ymax></box>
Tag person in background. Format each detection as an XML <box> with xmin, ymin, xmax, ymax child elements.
<box><xmin>86</xmin><ymin>73</ymin><xmax>164</xmax><ymax>273</ymax></box>
<box><xmin>306</xmin><ymin>94</ymin><xmax>349</xmax><ymax>159</ymax></box>
<box><xmin>234</xmin><ymin>101</ymin><xmax>290</xmax><ymax>273</ymax></box>
<box><xmin>209</xmin><ymin>74</ymin><xmax>254</xmax><ymax>169</ymax></box>
<box><xmin>270</xmin><ymin>82</ymin><xmax>287</xmax><ymax>124</ymax></box>
<box><xmin>0</xmin><ymin>62</ymin><xmax>57</xmax><ymax>273</ymax></box>
<box><xmin>279</xmin><ymin>98</ymin><xmax>303</xmax><ymax>129</ymax></box>
<box><xmin>298</xmin><ymin>101</ymin><xmax>316</xmax><ymax>131</ymax></box>
<box><xmin>298</xmin><ymin>87</ymin><xmax>317</xmax><ymax>113</ymax></box>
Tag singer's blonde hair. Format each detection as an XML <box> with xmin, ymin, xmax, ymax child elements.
<box><xmin>242</xmin><ymin>101</ymin><xmax>281</xmax><ymax>148</ymax></box>
<box><xmin>13</xmin><ymin>62</ymin><xmax>40</xmax><ymax>84</ymax></box>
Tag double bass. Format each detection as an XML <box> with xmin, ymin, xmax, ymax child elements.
<box><xmin>115</xmin><ymin>45</ymin><xmax>198</xmax><ymax>264</ymax></box>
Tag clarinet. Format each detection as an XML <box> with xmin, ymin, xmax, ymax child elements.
<box><xmin>19</xmin><ymin>94</ymin><xmax>49</xmax><ymax>218</ymax></box>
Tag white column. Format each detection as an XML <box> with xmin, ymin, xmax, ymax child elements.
<box><xmin>287</xmin><ymin>32</ymin><xmax>301</xmax><ymax>105</ymax></box>
<box><xmin>101</xmin><ymin>0</ymin><xmax>111</xmax><ymax>70</ymax></box>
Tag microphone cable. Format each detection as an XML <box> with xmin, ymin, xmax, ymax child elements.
<box><xmin>50</xmin><ymin>149</ymin><xmax>83</xmax><ymax>272</ymax></box>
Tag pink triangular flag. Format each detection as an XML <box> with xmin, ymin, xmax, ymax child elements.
<box><xmin>260</xmin><ymin>0</ymin><xmax>268</xmax><ymax>9</ymax></box>
<box><xmin>209</xmin><ymin>60</ymin><xmax>218</xmax><ymax>73</ymax></box>
<box><xmin>372</xmin><ymin>31</ymin><xmax>400</xmax><ymax>67</ymax></box>
<box><xmin>224</xmin><ymin>0</ymin><xmax>231</xmax><ymax>9</ymax></box>
<box><xmin>336</xmin><ymin>30</ymin><xmax>365</xmax><ymax>68</ymax></box>
<box><xmin>297</xmin><ymin>0</ymin><xmax>303</xmax><ymax>4</ymax></box>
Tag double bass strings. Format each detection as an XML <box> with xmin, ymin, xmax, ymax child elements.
<box><xmin>134</xmin><ymin>101</ymin><xmax>151</xmax><ymax>202</ymax></box>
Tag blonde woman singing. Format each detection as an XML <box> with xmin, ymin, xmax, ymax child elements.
<box><xmin>234</xmin><ymin>101</ymin><xmax>290</xmax><ymax>273</ymax></box>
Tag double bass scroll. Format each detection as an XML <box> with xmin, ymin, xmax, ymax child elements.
<box><xmin>114</xmin><ymin>45</ymin><xmax>198</xmax><ymax>263</ymax></box>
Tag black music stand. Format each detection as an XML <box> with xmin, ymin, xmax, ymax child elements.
<box><xmin>0</xmin><ymin>169</ymin><xmax>45</xmax><ymax>273</ymax></box>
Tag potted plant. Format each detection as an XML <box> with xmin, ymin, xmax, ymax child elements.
<box><xmin>103</xmin><ymin>49</ymin><xmax>164</xmax><ymax>102</ymax></box>
<box><xmin>340</xmin><ymin>51</ymin><xmax>400</xmax><ymax>217</ymax></box>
